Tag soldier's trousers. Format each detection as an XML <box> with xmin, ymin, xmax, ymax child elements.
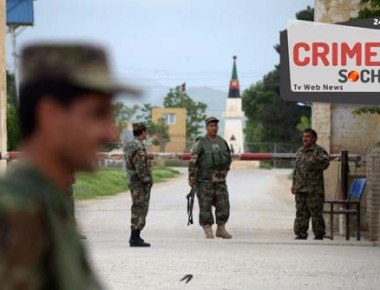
<box><xmin>196</xmin><ymin>181</ymin><xmax>230</xmax><ymax>226</ymax></box>
<box><xmin>130</xmin><ymin>181</ymin><xmax>151</xmax><ymax>230</ymax></box>
<box><xmin>294</xmin><ymin>192</ymin><xmax>325</xmax><ymax>237</ymax></box>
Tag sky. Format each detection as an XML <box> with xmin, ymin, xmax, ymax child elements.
<box><xmin>6</xmin><ymin>0</ymin><xmax>314</xmax><ymax>96</ymax></box>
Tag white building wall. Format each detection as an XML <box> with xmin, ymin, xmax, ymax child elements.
<box><xmin>223</xmin><ymin>98</ymin><xmax>245</xmax><ymax>153</ymax></box>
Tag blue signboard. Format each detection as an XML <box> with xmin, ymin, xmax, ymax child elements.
<box><xmin>6</xmin><ymin>0</ymin><xmax>34</xmax><ymax>26</ymax></box>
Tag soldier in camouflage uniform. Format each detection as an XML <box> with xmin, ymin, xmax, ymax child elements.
<box><xmin>0</xmin><ymin>44</ymin><xmax>138</xmax><ymax>289</ymax></box>
<box><xmin>124</xmin><ymin>123</ymin><xmax>152</xmax><ymax>247</ymax></box>
<box><xmin>292</xmin><ymin>128</ymin><xmax>330</xmax><ymax>240</ymax></box>
<box><xmin>188</xmin><ymin>116</ymin><xmax>232</xmax><ymax>239</ymax></box>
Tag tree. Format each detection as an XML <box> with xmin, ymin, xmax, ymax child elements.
<box><xmin>104</xmin><ymin>102</ymin><xmax>139</xmax><ymax>151</ymax></box>
<box><xmin>112</xmin><ymin>101</ymin><xmax>139</xmax><ymax>133</ymax></box>
<box><xmin>242</xmin><ymin>75</ymin><xmax>310</xmax><ymax>146</ymax></box>
<box><xmin>147</xmin><ymin>118</ymin><xmax>170</xmax><ymax>152</ymax></box>
<box><xmin>242</xmin><ymin>6</ymin><xmax>313</xmax><ymax>152</ymax></box>
<box><xmin>136</xmin><ymin>103</ymin><xmax>154</xmax><ymax>123</ymax></box>
<box><xmin>136</xmin><ymin>103</ymin><xmax>171</xmax><ymax>152</ymax></box>
<box><xmin>6</xmin><ymin>72</ymin><xmax>20</xmax><ymax>151</ymax></box>
<box><xmin>356</xmin><ymin>0</ymin><xmax>380</xmax><ymax>18</ymax></box>
<box><xmin>296</xmin><ymin>116</ymin><xmax>312</xmax><ymax>133</ymax></box>
<box><xmin>296</xmin><ymin>5</ymin><xmax>314</xmax><ymax>21</ymax></box>
<box><xmin>163</xmin><ymin>89</ymin><xmax>207</xmax><ymax>141</ymax></box>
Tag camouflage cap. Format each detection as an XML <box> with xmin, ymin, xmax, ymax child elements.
<box><xmin>132</xmin><ymin>122</ymin><xmax>147</xmax><ymax>131</ymax></box>
<box><xmin>20</xmin><ymin>43</ymin><xmax>140</xmax><ymax>95</ymax></box>
<box><xmin>205</xmin><ymin>116</ymin><xmax>220</xmax><ymax>125</ymax></box>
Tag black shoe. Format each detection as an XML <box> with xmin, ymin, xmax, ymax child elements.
<box><xmin>295</xmin><ymin>235</ymin><xmax>307</xmax><ymax>240</ymax></box>
<box><xmin>136</xmin><ymin>229</ymin><xmax>145</xmax><ymax>243</ymax></box>
<box><xmin>129</xmin><ymin>230</ymin><xmax>151</xmax><ymax>247</ymax></box>
<box><xmin>130</xmin><ymin>240</ymin><xmax>151</xmax><ymax>247</ymax></box>
<box><xmin>314</xmin><ymin>236</ymin><xmax>324</xmax><ymax>240</ymax></box>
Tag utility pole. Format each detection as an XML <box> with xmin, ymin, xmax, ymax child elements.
<box><xmin>0</xmin><ymin>0</ymin><xmax>6</xmax><ymax>173</ymax></box>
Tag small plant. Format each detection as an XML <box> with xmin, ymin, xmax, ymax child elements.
<box><xmin>259</xmin><ymin>161</ymin><xmax>273</xmax><ymax>170</ymax></box>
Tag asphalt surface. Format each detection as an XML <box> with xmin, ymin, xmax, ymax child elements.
<box><xmin>77</xmin><ymin>168</ymin><xmax>380</xmax><ymax>290</ymax></box>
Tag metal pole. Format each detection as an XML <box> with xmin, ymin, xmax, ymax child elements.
<box><xmin>340</xmin><ymin>150</ymin><xmax>349</xmax><ymax>239</ymax></box>
<box><xmin>310</xmin><ymin>102</ymin><xmax>313</xmax><ymax>128</ymax></box>
<box><xmin>0</xmin><ymin>151</ymin><xmax>362</xmax><ymax>162</ymax></box>
<box><xmin>273</xmin><ymin>143</ymin><xmax>277</xmax><ymax>168</ymax></box>
<box><xmin>10</xmin><ymin>25</ymin><xmax>20</xmax><ymax>104</ymax></box>
<box><xmin>0</xmin><ymin>0</ymin><xmax>7</xmax><ymax>173</ymax></box>
<box><xmin>340</xmin><ymin>150</ymin><xmax>349</xmax><ymax>200</ymax></box>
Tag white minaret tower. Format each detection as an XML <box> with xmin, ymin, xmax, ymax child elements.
<box><xmin>223</xmin><ymin>56</ymin><xmax>245</xmax><ymax>153</ymax></box>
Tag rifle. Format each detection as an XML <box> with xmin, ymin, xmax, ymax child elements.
<box><xmin>186</xmin><ymin>187</ymin><xmax>196</xmax><ymax>226</ymax></box>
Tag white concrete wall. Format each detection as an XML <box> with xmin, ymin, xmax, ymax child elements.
<box><xmin>223</xmin><ymin>98</ymin><xmax>245</xmax><ymax>153</ymax></box>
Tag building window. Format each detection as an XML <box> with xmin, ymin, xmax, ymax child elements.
<box><xmin>163</xmin><ymin>113</ymin><xmax>176</xmax><ymax>125</ymax></box>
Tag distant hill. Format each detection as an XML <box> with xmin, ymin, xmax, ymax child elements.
<box><xmin>186</xmin><ymin>87</ymin><xmax>228</xmax><ymax>134</ymax></box>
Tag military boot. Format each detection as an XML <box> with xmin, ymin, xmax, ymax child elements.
<box><xmin>203</xmin><ymin>225</ymin><xmax>214</xmax><ymax>239</ymax></box>
<box><xmin>136</xmin><ymin>230</ymin><xmax>151</xmax><ymax>246</ymax></box>
<box><xmin>215</xmin><ymin>224</ymin><xmax>232</xmax><ymax>239</ymax></box>
<box><xmin>129</xmin><ymin>230</ymin><xmax>151</xmax><ymax>247</ymax></box>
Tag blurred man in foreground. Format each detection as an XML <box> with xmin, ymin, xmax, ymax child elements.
<box><xmin>0</xmin><ymin>43</ymin><xmax>138</xmax><ymax>289</ymax></box>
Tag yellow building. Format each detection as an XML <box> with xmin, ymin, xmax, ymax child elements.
<box><xmin>151</xmin><ymin>107</ymin><xmax>186</xmax><ymax>152</ymax></box>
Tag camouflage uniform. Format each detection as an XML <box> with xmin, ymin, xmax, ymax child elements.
<box><xmin>124</xmin><ymin>137</ymin><xmax>152</xmax><ymax>231</ymax></box>
<box><xmin>292</xmin><ymin>144</ymin><xmax>330</xmax><ymax>238</ymax></box>
<box><xmin>189</xmin><ymin>135</ymin><xmax>232</xmax><ymax>226</ymax></box>
<box><xmin>0</xmin><ymin>160</ymin><xmax>102</xmax><ymax>290</ymax></box>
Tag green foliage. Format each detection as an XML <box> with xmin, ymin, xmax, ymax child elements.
<box><xmin>353</xmin><ymin>106</ymin><xmax>380</xmax><ymax>115</ymax></box>
<box><xmin>74</xmin><ymin>168</ymin><xmax>128</xmax><ymax>199</ymax></box>
<box><xmin>241</xmin><ymin>6</ymin><xmax>314</xmax><ymax>151</ymax></box>
<box><xmin>361</xmin><ymin>0</ymin><xmax>380</xmax><ymax>6</ymax></box>
<box><xmin>164</xmin><ymin>159</ymin><xmax>189</xmax><ymax>167</ymax></box>
<box><xmin>112</xmin><ymin>102</ymin><xmax>139</xmax><ymax>132</ymax></box>
<box><xmin>6</xmin><ymin>104</ymin><xmax>20</xmax><ymax>151</ymax></box>
<box><xmin>259</xmin><ymin>161</ymin><xmax>273</xmax><ymax>170</ymax></box>
<box><xmin>108</xmin><ymin>101</ymin><xmax>171</xmax><ymax>151</ymax></box>
<box><xmin>296</xmin><ymin>116</ymin><xmax>311</xmax><ymax>133</ymax></box>
<box><xmin>295</xmin><ymin>5</ymin><xmax>314</xmax><ymax>21</ymax></box>
<box><xmin>136</xmin><ymin>103</ymin><xmax>154</xmax><ymax>123</ymax></box>
<box><xmin>147</xmin><ymin>118</ymin><xmax>171</xmax><ymax>151</ymax></box>
<box><xmin>357</xmin><ymin>0</ymin><xmax>380</xmax><ymax>18</ymax></box>
<box><xmin>6</xmin><ymin>72</ymin><xmax>20</xmax><ymax>151</ymax></box>
<box><xmin>163</xmin><ymin>90</ymin><xmax>207</xmax><ymax>140</ymax></box>
<box><xmin>242</xmin><ymin>69</ymin><xmax>310</xmax><ymax>149</ymax></box>
<box><xmin>74</xmin><ymin>167</ymin><xmax>179</xmax><ymax>200</ymax></box>
<box><xmin>136</xmin><ymin>103</ymin><xmax>171</xmax><ymax>150</ymax></box>
<box><xmin>105</xmin><ymin>102</ymin><xmax>139</xmax><ymax>151</ymax></box>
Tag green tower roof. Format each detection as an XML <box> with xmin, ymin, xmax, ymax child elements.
<box><xmin>228</xmin><ymin>55</ymin><xmax>240</xmax><ymax>98</ymax></box>
<box><xmin>231</xmin><ymin>55</ymin><xmax>238</xmax><ymax>80</ymax></box>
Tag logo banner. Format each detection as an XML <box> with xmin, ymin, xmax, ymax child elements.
<box><xmin>280</xmin><ymin>18</ymin><xmax>380</xmax><ymax>104</ymax></box>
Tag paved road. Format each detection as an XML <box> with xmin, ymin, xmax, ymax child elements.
<box><xmin>77</xmin><ymin>168</ymin><xmax>380</xmax><ymax>290</ymax></box>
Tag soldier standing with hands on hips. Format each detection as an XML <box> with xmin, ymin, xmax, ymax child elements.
<box><xmin>292</xmin><ymin>128</ymin><xmax>330</xmax><ymax>240</ymax></box>
<box><xmin>188</xmin><ymin>116</ymin><xmax>232</xmax><ymax>239</ymax></box>
<box><xmin>124</xmin><ymin>123</ymin><xmax>152</xmax><ymax>247</ymax></box>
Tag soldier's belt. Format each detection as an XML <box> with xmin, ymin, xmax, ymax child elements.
<box><xmin>199</xmin><ymin>170</ymin><xmax>228</xmax><ymax>183</ymax></box>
